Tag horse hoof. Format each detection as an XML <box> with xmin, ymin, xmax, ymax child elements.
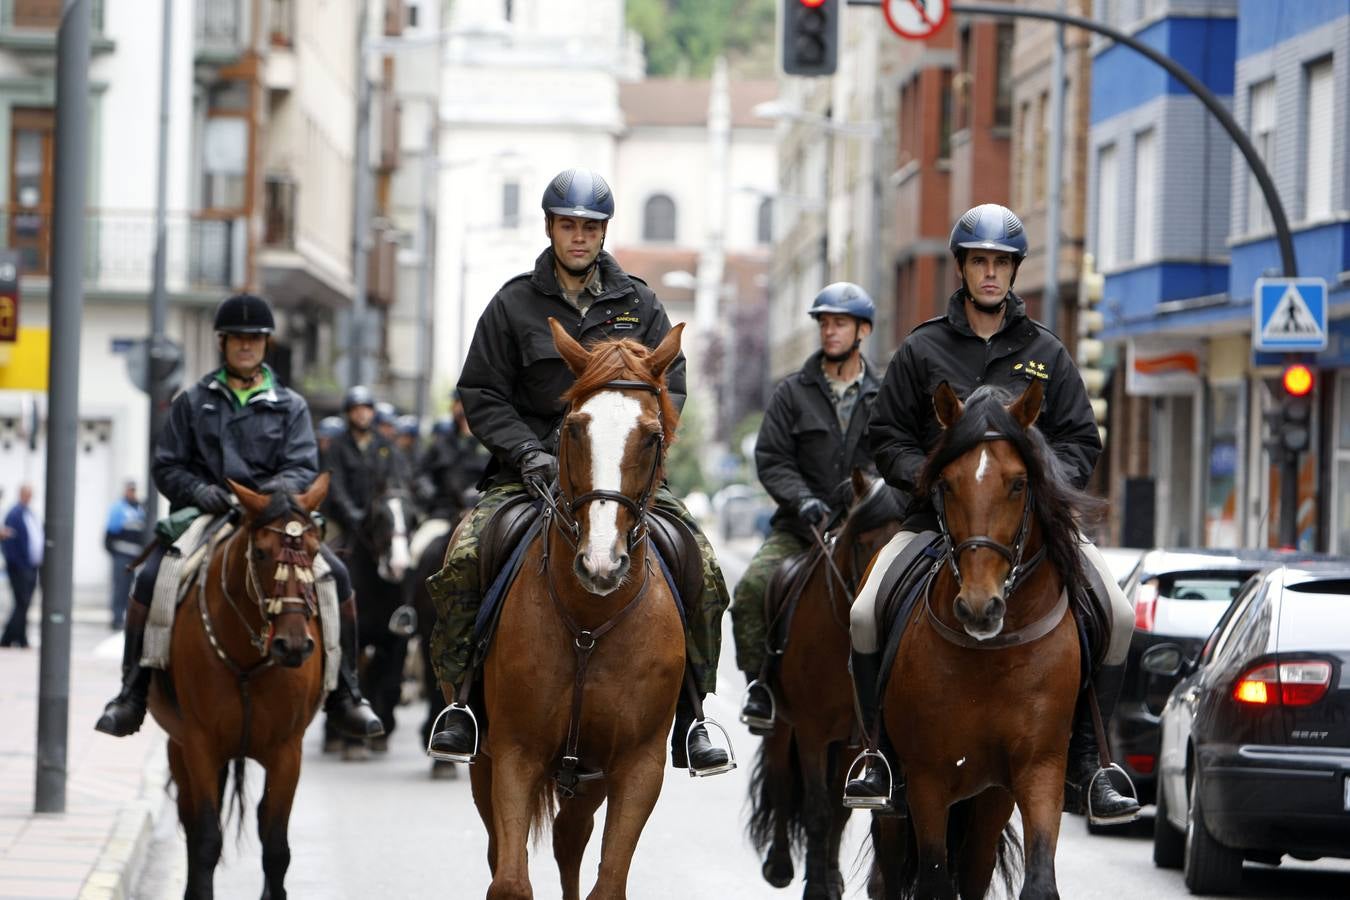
<box><xmin>431</xmin><ymin>760</ymin><xmax>458</xmax><ymax>780</ymax></box>
<box><xmin>322</xmin><ymin>735</ymin><xmax>342</xmax><ymax>754</ymax></box>
<box><xmin>803</xmin><ymin>883</ymin><xmax>834</xmax><ymax>900</ymax></box>
<box><xmin>370</xmin><ymin>734</ymin><xmax>389</xmax><ymax>753</ymax></box>
<box><xmin>341</xmin><ymin>741</ymin><xmax>370</xmax><ymax>762</ymax></box>
<box><xmin>762</xmin><ymin>853</ymin><xmax>793</xmax><ymax>888</ymax></box>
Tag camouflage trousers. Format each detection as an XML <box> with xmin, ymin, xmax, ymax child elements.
<box><xmin>728</xmin><ymin>528</ymin><xmax>808</xmax><ymax>679</ymax></box>
<box><xmin>426</xmin><ymin>482</ymin><xmax>731</xmax><ymax>697</ymax></box>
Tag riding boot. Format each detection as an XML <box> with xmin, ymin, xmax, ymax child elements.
<box><xmin>671</xmin><ymin>692</ymin><xmax>733</xmax><ymax>775</ymax></box>
<box><xmin>324</xmin><ymin>601</ymin><xmax>385</xmax><ymax>739</ymax></box>
<box><xmin>95</xmin><ymin>603</ymin><xmax>152</xmax><ymax>737</ymax></box>
<box><xmin>427</xmin><ymin>700</ymin><xmax>478</xmax><ymax>759</ymax></box>
<box><xmin>739</xmin><ymin>671</ymin><xmax>775</xmax><ymax>735</ymax></box>
<box><xmin>1064</xmin><ymin>661</ymin><xmax>1140</xmax><ymax>825</ymax></box>
<box><xmin>843</xmin><ymin>650</ymin><xmax>900</xmax><ymax>809</ymax></box>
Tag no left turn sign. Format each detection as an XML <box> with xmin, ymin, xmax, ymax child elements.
<box><xmin>883</xmin><ymin>0</ymin><xmax>950</xmax><ymax>39</ymax></box>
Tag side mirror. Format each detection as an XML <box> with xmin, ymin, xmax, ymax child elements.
<box><xmin>1140</xmin><ymin>643</ymin><xmax>1188</xmax><ymax>678</ymax></box>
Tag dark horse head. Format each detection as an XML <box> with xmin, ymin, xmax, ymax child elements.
<box><xmin>919</xmin><ymin>381</ymin><xmax>1097</xmax><ymax>641</ymax></box>
<box><xmin>550</xmin><ymin>317</ymin><xmax>683</xmax><ymax>596</ymax></box>
<box><xmin>227</xmin><ymin>474</ymin><xmax>330</xmax><ymax>667</ymax></box>
<box><xmin>366</xmin><ymin>482</ymin><xmax>414</xmax><ymax>584</ymax></box>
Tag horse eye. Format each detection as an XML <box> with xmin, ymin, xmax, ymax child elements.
<box><xmin>1010</xmin><ymin>478</ymin><xmax>1026</xmax><ymax>495</ymax></box>
<box><xmin>252</xmin><ymin>548</ymin><xmax>266</xmax><ymax>561</ymax></box>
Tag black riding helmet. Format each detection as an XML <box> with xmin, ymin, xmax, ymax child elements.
<box><xmin>541</xmin><ymin>168</ymin><xmax>614</xmax><ymax>221</ymax></box>
<box><xmin>214</xmin><ymin>293</ymin><xmax>275</xmax><ymax>335</ymax></box>
<box><xmin>343</xmin><ymin>385</ymin><xmax>376</xmax><ymax>411</ymax></box>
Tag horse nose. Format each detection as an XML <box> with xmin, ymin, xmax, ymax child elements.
<box><xmin>954</xmin><ymin>595</ymin><xmax>974</xmax><ymax>623</ymax></box>
<box><xmin>613</xmin><ymin>551</ymin><xmax>629</xmax><ymax>573</ymax></box>
<box><xmin>987</xmin><ymin>595</ymin><xmax>1006</xmax><ymax>622</ymax></box>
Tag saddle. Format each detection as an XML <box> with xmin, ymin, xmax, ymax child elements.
<box><xmin>762</xmin><ymin>545</ymin><xmax>825</xmax><ymax>656</ymax></box>
<box><xmin>647</xmin><ymin>508</ymin><xmax>704</xmax><ymax>621</ymax></box>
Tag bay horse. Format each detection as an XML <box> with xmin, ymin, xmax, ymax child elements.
<box><xmin>466</xmin><ymin>318</ymin><xmax>687</xmax><ymax>900</ymax></box>
<box><xmin>147</xmin><ymin>475</ymin><xmax>330</xmax><ymax>900</ymax></box>
<box><xmin>868</xmin><ymin>381</ymin><xmax>1096</xmax><ymax>900</ymax></box>
<box><xmin>748</xmin><ymin>470</ymin><xmax>905</xmax><ymax>900</ymax></box>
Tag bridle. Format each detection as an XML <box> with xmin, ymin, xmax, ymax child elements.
<box><xmin>930</xmin><ymin>431</ymin><xmax>1046</xmax><ymax>599</ymax></box>
<box><xmin>531</xmin><ymin>379</ymin><xmax>666</xmax><ymax>554</ymax></box>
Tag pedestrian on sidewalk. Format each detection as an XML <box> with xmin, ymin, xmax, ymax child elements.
<box><xmin>1</xmin><ymin>484</ymin><xmax>42</xmax><ymax>648</ymax></box>
<box><xmin>104</xmin><ymin>480</ymin><xmax>146</xmax><ymax>631</ymax></box>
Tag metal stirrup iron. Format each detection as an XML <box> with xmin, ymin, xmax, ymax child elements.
<box><xmin>425</xmin><ymin>702</ymin><xmax>479</xmax><ymax>765</ymax></box>
<box><xmin>686</xmin><ymin>717</ymin><xmax>737</xmax><ymax>778</ymax></box>
<box><xmin>842</xmin><ymin>748</ymin><xmax>894</xmax><ymax>810</ymax></box>
<box><xmin>738</xmin><ymin>679</ymin><xmax>776</xmax><ymax>733</ymax></box>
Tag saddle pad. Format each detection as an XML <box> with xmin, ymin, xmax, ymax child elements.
<box><xmin>874</xmin><ymin>532</ymin><xmax>944</xmax><ymax>708</ymax></box>
<box><xmin>142</xmin><ymin>514</ymin><xmax>229</xmax><ymax>669</ymax></box>
<box><xmin>311</xmin><ymin>551</ymin><xmax>342</xmax><ymax>695</ymax></box>
<box><xmin>1075</xmin><ymin>557</ymin><xmax>1111</xmax><ymax>675</ymax></box>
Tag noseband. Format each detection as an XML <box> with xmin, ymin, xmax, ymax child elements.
<box><xmin>537</xmin><ymin>379</ymin><xmax>666</xmax><ymax>553</ymax></box>
<box><xmin>931</xmin><ymin>432</ymin><xmax>1046</xmax><ymax>598</ymax></box>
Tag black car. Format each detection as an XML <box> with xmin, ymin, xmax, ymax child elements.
<box><xmin>1148</xmin><ymin>563</ymin><xmax>1350</xmax><ymax>894</ymax></box>
<box><xmin>1108</xmin><ymin>549</ymin><xmax>1326</xmax><ymax>812</ymax></box>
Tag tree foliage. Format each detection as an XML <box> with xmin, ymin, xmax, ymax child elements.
<box><xmin>627</xmin><ymin>0</ymin><xmax>776</xmax><ymax>78</ymax></box>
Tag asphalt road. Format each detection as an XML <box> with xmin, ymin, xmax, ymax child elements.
<box><xmin>133</xmin><ymin>533</ymin><xmax>1350</xmax><ymax>899</ymax></box>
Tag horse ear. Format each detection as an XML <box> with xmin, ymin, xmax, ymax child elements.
<box><xmin>549</xmin><ymin>317</ymin><xmax>590</xmax><ymax>377</ymax></box>
<box><xmin>1010</xmin><ymin>379</ymin><xmax>1044</xmax><ymax>430</ymax></box>
<box><xmin>648</xmin><ymin>323</ymin><xmax>684</xmax><ymax>380</ymax></box>
<box><xmin>296</xmin><ymin>472</ymin><xmax>330</xmax><ymax>513</ymax></box>
<box><xmin>933</xmin><ymin>382</ymin><xmax>964</xmax><ymax>430</ymax></box>
<box><xmin>228</xmin><ymin>479</ymin><xmax>268</xmax><ymax>517</ymax></box>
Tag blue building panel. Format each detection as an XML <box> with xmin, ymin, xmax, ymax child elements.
<box><xmin>1091</xmin><ymin>17</ymin><xmax>1238</xmax><ymax>125</ymax></box>
<box><xmin>1237</xmin><ymin>0</ymin><xmax>1349</xmax><ymax>59</ymax></box>
<box><xmin>1229</xmin><ymin>224</ymin><xmax>1350</xmax><ymax>302</ymax></box>
<box><xmin>1100</xmin><ymin>262</ymin><xmax>1231</xmax><ymax>329</ymax></box>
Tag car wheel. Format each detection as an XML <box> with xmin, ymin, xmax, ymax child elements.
<box><xmin>1183</xmin><ymin>772</ymin><xmax>1243</xmax><ymax>894</ymax></box>
<box><xmin>1152</xmin><ymin>776</ymin><xmax>1185</xmax><ymax>869</ymax></box>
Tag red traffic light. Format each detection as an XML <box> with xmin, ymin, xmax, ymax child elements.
<box><xmin>1283</xmin><ymin>364</ymin><xmax>1314</xmax><ymax>397</ymax></box>
<box><xmin>799</xmin><ymin>0</ymin><xmax>827</xmax><ymax>6</ymax></box>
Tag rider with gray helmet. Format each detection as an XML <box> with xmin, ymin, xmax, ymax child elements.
<box><xmin>731</xmin><ymin>283</ymin><xmax>888</xmax><ymax>732</ymax></box>
<box><xmin>844</xmin><ymin>204</ymin><xmax>1138</xmax><ymax>825</ymax></box>
<box><xmin>94</xmin><ymin>293</ymin><xmax>383</xmax><ymax>742</ymax></box>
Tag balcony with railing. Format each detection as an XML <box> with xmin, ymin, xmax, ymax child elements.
<box><xmin>3</xmin><ymin>207</ymin><xmax>245</xmax><ymax>295</ymax></box>
<box><xmin>196</xmin><ymin>0</ymin><xmax>248</xmax><ymax>61</ymax></box>
<box><xmin>0</xmin><ymin>0</ymin><xmax>111</xmax><ymax>51</ymax></box>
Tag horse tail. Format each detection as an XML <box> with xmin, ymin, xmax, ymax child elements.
<box><xmin>992</xmin><ymin>820</ymin><xmax>1023</xmax><ymax>898</ymax></box>
<box><xmin>746</xmin><ymin>731</ymin><xmax>805</xmax><ymax>858</ymax></box>
<box><xmin>528</xmin><ymin>778</ymin><xmax>559</xmax><ymax>846</ymax></box>
<box><xmin>224</xmin><ymin>756</ymin><xmax>249</xmax><ymax>843</ymax></box>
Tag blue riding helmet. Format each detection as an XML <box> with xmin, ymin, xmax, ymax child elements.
<box><xmin>374</xmin><ymin>401</ymin><xmax>397</xmax><ymax>425</ymax></box>
<box><xmin>396</xmin><ymin>414</ymin><xmax>420</xmax><ymax>437</ymax></box>
<box><xmin>318</xmin><ymin>416</ymin><xmax>345</xmax><ymax>439</ymax></box>
<box><xmin>949</xmin><ymin>204</ymin><xmax>1029</xmax><ymax>259</ymax></box>
<box><xmin>808</xmin><ymin>282</ymin><xmax>875</xmax><ymax>325</ymax></box>
<box><xmin>431</xmin><ymin>416</ymin><xmax>455</xmax><ymax>437</ymax></box>
<box><xmin>541</xmin><ymin>168</ymin><xmax>614</xmax><ymax>221</ymax></box>
<box><xmin>343</xmin><ymin>385</ymin><xmax>375</xmax><ymax>411</ymax></box>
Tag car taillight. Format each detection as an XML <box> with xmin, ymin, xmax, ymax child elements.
<box><xmin>1133</xmin><ymin>580</ymin><xmax>1158</xmax><ymax>632</ymax></box>
<box><xmin>1233</xmin><ymin>660</ymin><xmax>1332</xmax><ymax>707</ymax></box>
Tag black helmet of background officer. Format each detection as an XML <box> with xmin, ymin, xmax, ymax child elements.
<box><xmin>374</xmin><ymin>401</ymin><xmax>398</xmax><ymax>441</ymax></box>
<box><xmin>541</xmin><ymin>167</ymin><xmax>614</xmax><ymax>282</ymax></box>
<box><xmin>213</xmin><ymin>293</ymin><xmax>274</xmax><ymax>383</ymax></box>
<box><xmin>808</xmin><ymin>282</ymin><xmax>875</xmax><ymax>365</ymax></box>
<box><xmin>948</xmin><ymin>203</ymin><xmax>1029</xmax><ymax>315</ymax></box>
<box><xmin>343</xmin><ymin>385</ymin><xmax>376</xmax><ymax>434</ymax></box>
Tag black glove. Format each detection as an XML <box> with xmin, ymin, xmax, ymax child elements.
<box><xmin>193</xmin><ymin>483</ymin><xmax>233</xmax><ymax>514</ymax></box>
<box><xmin>517</xmin><ymin>450</ymin><xmax>558</xmax><ymax>484</ymax></box>
<box><xmin>796</xmin><ymin>496</ymin><xmax>830</xmax><ymax>526</ymax></box>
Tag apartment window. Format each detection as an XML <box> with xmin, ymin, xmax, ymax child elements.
<box><xmin>1247</xmin><ymin>78</ymin><xmax>1275</xmax><ymax>233</ymax></box>
<box><xmin>1096</xmin><ymin>143</ymin><xmax>1119</xmax><ymax>270</ymax></box>
<box><xmin>955</xmin><ymin>26</ymin><xmax>972</xmax><ymax>132</ymax></box>
<box><xmin>201</xmin><ymin>82</ymin><xmax>250</xmax><ymax>212</ymax></box>
<box><xmin>264</xmin><ymin>175</ymin><xmax>296</xmax><ymax>248</ymax></box>
<box><xmin>1304</xmin><ymin>57</ymin><xmax>1333</xmax><ymax>221</ymax></box>
<box><xmin>756</xmin><ymin>197</ymin><xmax>773</xmax><ymax>245</ymax></box>
<box><xmin>8</xmin><ymin>107</ymin><xmax>54</xmax><ymax>274</ymax></box>
<box><xmin>502</xmin><ymin>180</ymin><xmax>520</xmax><ymax>228</ymax></box>
<box><xmin>643</xmin><ymin>193</ymin><xmax>677</xmax><ymax>242</ymax></box>
<box><xmin>994</xmin><ymin>23</ymin><xmax>1014</xmax><ymax>128</ymax></box>
<box><xmin>1133</xmin><ymin>128</ymin><xmax>1157</xmax><ymax>262</ymax></box>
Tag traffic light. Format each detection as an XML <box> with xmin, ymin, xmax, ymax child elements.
<box><xmin>1280</xmin><ymin>364</ymin><xmax>1313</xmax><ymax>454</ymax></box>
<box><xmin>1077</xmin><ymin>253</ymin><xmax>1109</xmax><ymax>444</ymax></box>
<box><xmin>781</xmin><ymin>0</ymin><xmax>839</xmax><ymax>77</ymax></box>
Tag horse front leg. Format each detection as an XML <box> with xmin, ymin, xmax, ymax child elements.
<box><xmin>172</xmin><ymin>740</ymin><xmax>224</xmax><ymax>900</ymax></box>
<box><xmin>587</xmin><ymin>745</ymin><xmax>666</xmax><ymax>900</ymax></box>
<box><xmin>1012</xmin><ymin>761</ymin><xmax>1065</xmax><ymax>900</ymax></box>
<box><xmin>824</xmin><ymin>742</ymin><xmax>853</xmax><ymax>899</ymax></box>
<box><xmin>796</xmin><ymin>732</ymin><xmax>839</xmax><ymax>900</ymax></box>
<box><xmin>906</xmin><ymin>774</ymin><xmax>957</xmax><ymax>900</ymax></box>
<box><xmin>487</xmin><ymin>746</ymin><xmax>547</xmax><ymax>900</ymax></box>
<box><xmin>955</xmin><ymin>788</ymin><xmax>1016</xmax><ymax>900</ymax></box>
<box><xmin>256</xmin><ymin>742</ymin><xmax>303</xmax><ymax>900</ymax></box>
<box><xmin>759</xmin><ymin>725</ymin><xmax>796</xmax><ymax>888</ymax></box>
<box><xmin>552</xmin><ymin>783</ymin><xmax>606</xmax><ymax>900</ymax></box>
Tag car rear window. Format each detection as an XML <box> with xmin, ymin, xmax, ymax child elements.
<box><xmin>1157</xmin><ymin>573</ymin><xmax>1252</xmax><ymax>602</ymax></box>
<box><xmin>1278</xmin><ymin>582</ymin><xmax>1350</xmax><ymax>652</ymax></box>
<box><xmin>1285</xmin><ymin>579</ymin><xmax>1350</xmax><ymax>595</ymax></box>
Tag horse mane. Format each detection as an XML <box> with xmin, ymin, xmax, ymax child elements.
<box><xmin>841</xmin><ymin>476</ymin><xmax>906</xmax><ymax>539</ymax></box>
<box><xmin>918</xmin><ymin>386</ymin><xmax>1102</xmax><ymax>600</ymax></box>
<box><xmin>560</xmin><ymin>337</ymin><xmax>679</xmax><ymax>440</ymax></box>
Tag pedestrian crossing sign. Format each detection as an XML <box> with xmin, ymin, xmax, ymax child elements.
<box><xmin>1253</xmin><ymin>277</ymin><xmax>1328</xmax><ymax>352</ymax></box>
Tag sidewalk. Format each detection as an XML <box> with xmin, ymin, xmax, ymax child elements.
<box><xmin>0</xmin><ymin>585</ymin><xmax>167</xmax><ymax>900</ymax></box>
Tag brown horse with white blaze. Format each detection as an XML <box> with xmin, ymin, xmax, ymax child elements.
<box><xmin>468</xmin><ymin>319</ymin><xmax>687</xmax><ymax>900</ymax></box>
<box><xmin>148</xmin><ymin>475</ymin><xmax>330</xmax><ymax>900</ymax></box>
<box><xmin>869</xmin><ymin>381</ymin><xmax>1095</xmax><ymax>900</ymax></box>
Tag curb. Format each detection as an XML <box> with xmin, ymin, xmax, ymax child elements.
<box><xmin>77</xmin><ymin>742</ymin><xmax>169</xmax><ymax>900</ymax></box>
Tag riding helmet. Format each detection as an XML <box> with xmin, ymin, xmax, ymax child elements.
<box><xmin>809</xmin><ymin>282</ymin><xmax>875</xmax><ymax>325</ymax></box>
<box><xmin>213</xmin><ymin>293</ymin><xmax>275</xmax><ymax>335</ymax></box>
<box><xmin>317</xmin><ymin>415</ymin><xmax>346</xmax><ymax>438</ymax></box>
<box><xmin>374</xmin><ymin>401</ymin><xmax>397</xmax><ymax>425</ymax></box>
<box><xmin>396</xmin><ymin>414</ymin><xmax>420</xmax><ymax>437</ymax></box>
<box><xmin>343</xmin><ymin>385</ymin><xmax>376</xmax><ymax>411</ymax></box>
<box><xmin>949</xmin><ymin>204</ymin><xmax>1029</xmax><ymax>260</ymax></box>
<box><xmin>541</xmin><ymin>168</ymin><xmax>614</xmax><ymax>221</ymax></box>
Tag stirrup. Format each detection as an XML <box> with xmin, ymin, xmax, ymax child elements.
<box><xmin>387</xmin><ymin>604</ymin><xmax>418</xmax><ymax>637</ymax></box>
<box><xmin>842</xmin><ymin>749</ymin><xmax>894</xmax><ymax>810</ymax></box>
<box><xmin>1087</xmin><ymin>762</ymin><xmax>1140</xmax><ymax>826</ymax></box>
<box><xmin>425</xmin><ymin>702</ymin><xmax>479</xmax><ymax>765</ymax></box>
<box><xmin>687</xmin><ymin>718</ymin><xmax>737</xmax><ymax>778</ymax></box>
<box><xmin>738</xmin><ymin>679</ymin><xmax>776</xmax><ymax>733</ymax></box>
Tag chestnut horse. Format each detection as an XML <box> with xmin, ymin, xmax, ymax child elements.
<box><xmin>748</xmin><ymin>471</ymin><xmax>905</xmax><ymax>900</ymax></box>
<box><xmin>148</xmin><ymin>475</ymin><xmax>330</xmax><ymax>900</ymax></box>
<box><xmin>468</xmin><ymin>319</ymin><xmax>687</xmax><ymax>900</ymax></box>
<box><xmin>869</xmin><ymin>381</ymin><xmax>1095</xmax><ymax>900</ymax></box>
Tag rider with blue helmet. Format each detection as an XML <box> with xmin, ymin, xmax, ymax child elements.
<box><xmin>845</xmin><ymin>204</ymin><xmax>1138</xmax><ymax>825</ymax></box>
<box><xmin>730</xmin><ymin>282</ymin><xmax>891</xmax><ymax>733</ymax></box>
